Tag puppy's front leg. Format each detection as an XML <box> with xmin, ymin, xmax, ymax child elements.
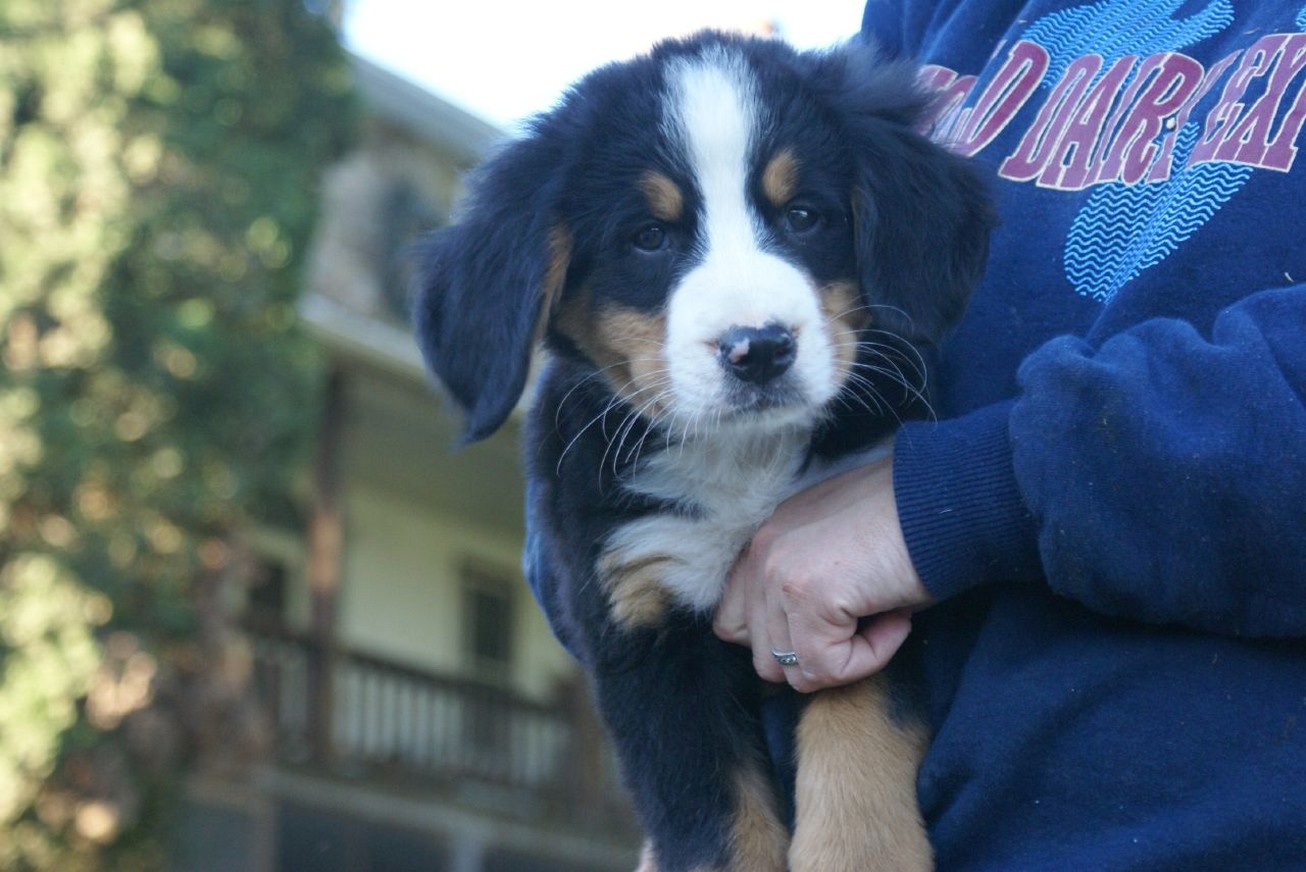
<box><xmin>789</xmin><ymin>673</ymin><xmax>932</xmax><ymax>872</ymax></box>
<box><xmin>633</xmin><ymin>766</ymin><xmax>788</xmax><ymax>872</ymax></box>
<box><xmin>592</xmin><ymin>622</ymin><xmax>788</xmax><ymax>872</ymax></box>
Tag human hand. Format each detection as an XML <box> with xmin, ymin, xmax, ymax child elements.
<box><xmin>713</xmin><ymin>454</ymin><xmax>931</xmax><ymax>692</ymax></box>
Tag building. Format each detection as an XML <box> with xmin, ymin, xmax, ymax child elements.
<box><xmin>175</xmin><ymin>57</ymin><xmax>639</xmax><ymax>872</ymax></box>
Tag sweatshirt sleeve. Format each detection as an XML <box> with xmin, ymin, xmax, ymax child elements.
<box><xmin>896</xmin><ymin>284</ymin><xmax>1306</xmax><ymax>639</ymax></box>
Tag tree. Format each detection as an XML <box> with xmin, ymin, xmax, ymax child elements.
<box><xmin>0</xmin><ymin>0</ymin><xmax>355</xmax><ymax>866</ymax></box>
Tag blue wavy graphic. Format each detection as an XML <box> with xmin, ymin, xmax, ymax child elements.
<box><xmin>1066</xmin><ymin>127</ymin><xmax>1252</xmax><ymax>303</ymax></box>
<box><xmin>1297</xmin><ymin>4</ymin><xmax>1306</xmax><ymax>31</ymax></box>
<box><xmin>1024</xmin><ymin>0</ymin><xmax>1234</xmax><ymax>82</ymax></box>
<box><xmin>1025</xmin><ymin>0</ymin><xmax>1245</xmax><ymax>303</ymax></box>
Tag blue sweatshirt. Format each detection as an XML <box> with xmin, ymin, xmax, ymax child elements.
<box><xmin>866</xmin><ymin>0</ymin><xmax>1306</xmax><ymax>868</ymax></box>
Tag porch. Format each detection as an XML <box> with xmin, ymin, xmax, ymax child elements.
<box><xmin>184</xmin><ymin>624</ymin><xmax>640</xmax><ymax>871</ymax></box>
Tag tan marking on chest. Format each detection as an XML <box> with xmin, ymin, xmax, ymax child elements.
<box><xmin>597</xmin><ymin>546</ymin><xmax>674</xmax><ymax>630</ymax></box>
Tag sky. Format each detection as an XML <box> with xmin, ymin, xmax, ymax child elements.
<box><xmin>342</xmin><ymin>0</ymin><xmax>866</xmax><ymax>128</ymax></box>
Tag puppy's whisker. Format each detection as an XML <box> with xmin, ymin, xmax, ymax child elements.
<box><xmin>861</xmin><ymin>302</ymin><xmax>919</xmax><ymax>334</ymax></box>
<box><xmin>557</xmin><ymin>400</ymin><xmax>623</xmax><ymax>474</ymax></box>
<box><xmin>627</xmin><ymin>401</ymin><xmax>674</xmax><ymax>472</ymax></box>
<box><xmin>609</xmin><ymin>388</ymin><xmax>673</xmax><ymax>476</ymax></box>
<box><xmin>836</xmin><ymin>336</ymin><xmax>932</xmax><ymax>394</ymax></box>
<box><xmin>557</xmin><ymin>373</ymin><xmax>674</xmax><ymax>474</ymax></box>
<box><xmin>850</xmin><ymin>351</ymin><xmax>928</xmax><ymax>391</ymax></box>
<box><xmin>850</xmin><ymin>359</ymin><xmax>929</xmax><ymax>401</ymax></box>
<box><xmin>847</xmin><ymin>362</ymin><xmax>937</xmax><ymax>421</ymax></box>
<box><xmin>837</xmin><ymin>373</ymin><xmax>913</xmax><ymax>427</ymax></box>
<box><xmin>837</xmin><ymin>374</ymin><xmax>889</xmax><ymax>413</ymax></box>
<box><xmin>829</xmin><ymin>302</ymin><xmax>879</xmax><ymax>323</ymax></box>
<box><xmin>604</xmin><ymin>380</ymin><xmax>672</xmax><ymax>469</ymax></box>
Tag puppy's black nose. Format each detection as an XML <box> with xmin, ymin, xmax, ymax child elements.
<box><xmin>717</xmin><ymin>324</ymin><xmax>797</xmax><ymax>385</ymax></box>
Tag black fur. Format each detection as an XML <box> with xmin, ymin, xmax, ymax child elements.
<box><xmin>415</xmin><ymin>32</ymin><xmax>993</xmax><ymax>870</ymax></box>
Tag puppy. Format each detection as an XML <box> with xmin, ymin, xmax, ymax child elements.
<box><xmin>414</xmin><ymin>31</ymin><xmax>991</xmax><ymax>872</ymax></box>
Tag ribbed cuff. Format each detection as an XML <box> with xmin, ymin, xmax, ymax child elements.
<box><xmin>894</xmin><ymin>401</ymin><xmax>1042</xmax><ymax>601</ymax></box>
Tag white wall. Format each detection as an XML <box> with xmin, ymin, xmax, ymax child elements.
<box><xmin>338</xmin><ymin>482</ymin><xmax>576</xmax><ymax>702</ymax></box>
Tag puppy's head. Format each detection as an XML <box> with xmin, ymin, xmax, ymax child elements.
<box><xmin>415</xmin><ymin>32</ymin><xmax>993</xmax><ymax>443</ymax></box>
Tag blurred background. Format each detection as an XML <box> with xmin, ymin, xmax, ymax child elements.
<box><xmin>0</xmin><ymin>1</ymin><xmax>858</xmax><ymax>869</ymax></box>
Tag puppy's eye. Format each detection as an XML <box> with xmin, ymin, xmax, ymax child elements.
<box><xmin>632</xmin><ymin>223</ymin><xmax>668</xmax><ymax>252</ymax></box>
<box><xmin>784</xmin><ymin>205</ymin><xmax>821</xmax><ymax>235</ymax></box>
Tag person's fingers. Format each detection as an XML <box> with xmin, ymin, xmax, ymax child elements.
<box><xmin>714</xmin><ymin>453</ymin><xmax>926</xmax><ymax>691</ymax></box>
<box><xmin>758</xmin><ymin>566</ymin><xmax>796</xmax><ymax>684</ymax></box>
<box><xmin>718</xmin><ymin>544</ymin><xmax>791</xmax><ymax>683</ymax></box>
<box><xmin>845</xmin><ymin>610</ymin><xmax>913</xmax><ymax>680</ymax></box>
<box><xmin>712</xmin><ymin>561</ymin><xmax>750</xmax><ymax>645</ymax></box>
<box><xmin>780</xmin><ymin>570</ymin><xmax>914</xmax><ymax>692</ymax></box>
<box><xmin>772</xmin><ymin>567</ymin><xmax>836</xmax><ymax>691</ymax></box>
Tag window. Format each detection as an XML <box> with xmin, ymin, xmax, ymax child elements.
<box><xmin>461</xmin><ymin>564</ymin><xmax>515</xmax><ymax>684</ymax></box>
<box><xmin>243</xmin><ymin>528</ymin><xmax>304</xmax><ymax>633</ymax></box>
<box><xmin>461</xmin><ymin>564</ymin><xmax>517</xmax><ymax>758</ymax></box>
<box><xmin>247</xmin><ymin>557</ymin><xmax>289</xmax><ymax>626</ymax></box>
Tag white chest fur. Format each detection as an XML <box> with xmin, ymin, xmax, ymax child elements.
<box><xmin>598</xmin><ymin>426</ymin><xmax>888</xmax><ymax>616</ymax></box>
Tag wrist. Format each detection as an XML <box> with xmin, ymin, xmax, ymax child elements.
<box><xmin>852</xmin><ymin>456</ymin><xmax>932</xmax><ymax>611</ymax></box>
<box><xmin>893</xmin><ymin>401</ymin><xmax>1042</xmax><ymax>600</ymax></box>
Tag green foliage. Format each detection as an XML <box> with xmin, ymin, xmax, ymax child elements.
<box><xmin>0</xmin><ymin>0</ymin><xmax>356</xmax><ymax>866</ymax></box>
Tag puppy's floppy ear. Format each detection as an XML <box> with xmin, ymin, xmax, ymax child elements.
<box><xmin>412</xmin><ymin>133</ymin><xmax>572</xmax><ymax>443</ymax></box>
<box><xmin>815</xmin><ymin>41</ymin><xmax>995</xmax><ymax>345</ymax></box>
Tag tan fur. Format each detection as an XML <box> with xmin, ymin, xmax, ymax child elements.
<box><xmin>789</xmin><ymin>674</ymin><xmax>932</xmax><ymax>872</ymax></box>
<box><xmin>555</xmin><ymin>297</ymin><xmax>670</xmax><ymax>411</ymax></box>
<box><xmin>726</xmin><ymin>766</ymin><xmax>790</xmax><ymax>872</ymax></box>
<box><xmin>556</xmin><ymin>298</ymin><xmax>673</xmax><ymax>632</ymax></box>
<box><xmin>597</xmin><ymin>548</ymin><xmax>674</xmax><ymax>630</ymax></box>
<box><xmin>595</xmin><ymin>307</ymin><xmax>669</xmax><ymax>406</ymax></box>
<box><xmin>820</xmin><ymin>279</ymin><xmax>869</xmax><ymax>385</ymax></box>
<box><xmin>536</xmin><ymin>225</ymin><xmax>575</xmax><ymax>343</ymax></box>
<box><xmin>762</xmin><ymin>149</ymin><xmax>800</xmax><ymax>208</ymax></box>
<box><xmin>641</xmin><ymin>170</ymin><xmax>686</xmax><ymax>223</ymax></box>
<box><xmin>636</xmin><ymin>767</ymin><xmax>789</xmax><ymax>872</ymax></box>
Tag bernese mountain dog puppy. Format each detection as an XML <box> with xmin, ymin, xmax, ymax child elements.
<box><xmin>414</xmin><ymin>31</ymin><xmax>992</xmax><ymax>872</ymax></box>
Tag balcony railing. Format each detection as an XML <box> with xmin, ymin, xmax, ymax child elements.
<box><xmin>248</xmin><ymin>625</ymin><xmax>633</xmax><ymax>834</ymax></box>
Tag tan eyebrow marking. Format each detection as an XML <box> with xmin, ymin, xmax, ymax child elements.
<box><xmin>640</xmin><ymin>170</ymin><xmax>685</xmax><ymax>223</ymax></box>
<box><xmin>762</xmin><ymin>148</ymin><xmax>800</xmax><ymax>207</ymax></box>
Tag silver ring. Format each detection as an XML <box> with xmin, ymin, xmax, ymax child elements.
<box><xmin>770</xmin><ymin>647</ymin><xmax>799</xmax><ymax>667</ymax></box>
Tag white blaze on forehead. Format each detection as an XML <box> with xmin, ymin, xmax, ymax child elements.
<box><xmin>665</xmin><ymin>47</ymin><xmax>763</xmax><ymax>256</ymax></box>
<box><xmin>660</xmin><ymin>48</ymin><xmax>837</xmax><ymax>421</ymax></box>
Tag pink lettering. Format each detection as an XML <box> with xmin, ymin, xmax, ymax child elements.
<box><xmin>978</xmin><ymin>31</ymin><xmax>1306</xmax><ymax>188</ymax></box>
<box><xmin>1093</xmin><ymin>53</ymin><xmax>1204</xmax><ymax>185</ymax></box>
<box><xmin>1217</xmin><ymin>34</ymin><xmax>1306</xmax><ymax>171</ymax></box>
<box><xmin>1190</xmin><ymin>42</ymin><xmax>1267</xmax><ymax>164</ymax></box>
<box><xmin>951</xmin><ymin>40</ymin><xmax>1049</xmax><ymax>157</ymax></box>
<box><xmin>1040</xmin><ymin>55</ymin><xmax>1137</xmax><ymax>190</ymax></box>
<box><xmin>1000</xmin><ymin>54</ymin><xmax>1102</xmax><ymax>182</ymax></box>
<box><xmin>1148</xmin><ymin>52</ymin><xmax>1238</xmax><ymax>182</ymax></box>
<box><xmin>918</xmin><ymin>65</ymin><xmax>972</xmax><ymax>135</ymax></box>
<box><xmin>1264</xmin><ymin>74</ymin><xmax>1306</xmax><ymax>171</ymax></box>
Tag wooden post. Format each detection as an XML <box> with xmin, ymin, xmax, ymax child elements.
<box><xmin>306</xmin><ymin>366</ymin><xmax>345</xmax><ymax>765</ymax></box>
